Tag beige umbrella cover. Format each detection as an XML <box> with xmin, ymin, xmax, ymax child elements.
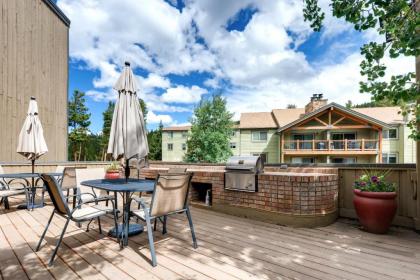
<box><xmin>107</xmin><ymin>62</ymin><xmax>149</xmax><ymax>162</ymax></box>
<box><xmin>17</xmin><ymin>97</ymin><xmax>48</xmax><ymax>161</ymax></box>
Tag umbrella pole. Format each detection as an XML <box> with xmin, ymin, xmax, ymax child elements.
<box><xmin>31</xmin><ymin>159</ymin><xmax>35</xmax><ymax>186</ymax></box>
<box><xmin>125</xmin><ymin>159</ymin><xmax>130</xmax><ymax>183</ymax></box>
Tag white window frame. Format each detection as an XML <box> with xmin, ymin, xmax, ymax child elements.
<box><xmin>230</xmin><ymin>142</ymin><xmax>237</xmax><ymax>149</ymax></box>
<box><xmin>181</xmin><ymin>132</ymin><xmax>188</xmax><ymax>138</ymax></box>
<box><xmin>382</xmin><ymin>128</ymin><xmax>398</xmax><ymax>140</ymax></box>
<box><xmin>252</xmin><ymin>131</ymin><xmax>268</xmax><ymax>142</ymax></box>
<box><xmin>168</xmin><ymin>131</ymin><xmax>174</xmax><ymax>139</ymax></box>
<box><xmin>231</xmin><ymin>130</ymin><xmax>236</xmax><ymax>137</ymax></box>
<box><xmin>382</xmin><ymin>153</ymin><xmax>398</xmax><ymax>163</ymax></box>
<box><xmin>167</xmin><ymin>143</ymin><xmax>173</xmax><ymax>151</ymax></box>
<box><xmin>182</xmin><ymin>143</ymin><xmax>186</xmax><ymax>151</ymax></box>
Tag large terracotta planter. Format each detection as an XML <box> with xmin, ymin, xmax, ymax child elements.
<box><xmin>353</xmin><ymin>189</ymin><xmax>397</xmax><ymax>234</ymax></box>
<box><xmin>105</xmin><ymin>171</ymin><xmax>120</xmax><ymax>180</ymax></box>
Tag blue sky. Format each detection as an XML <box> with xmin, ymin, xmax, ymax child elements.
<box><xmin>57</xmin><ymin>0</ymin><xmax>409</xmax><ymax>134</ymax></box>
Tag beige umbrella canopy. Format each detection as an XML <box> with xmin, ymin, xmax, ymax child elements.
<box><xmin>16</xmin><ymin>97</ymin><xmax>48</xmax><ymax>172</ymax></box>
<box><xmin>107</xmin><ymin>62</ymin><xmax>149</xmax><ymax>180</ymax></box>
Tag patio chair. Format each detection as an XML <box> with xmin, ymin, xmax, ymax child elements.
<box><xmin>60</xmin><ymin>167</ymin><xmax>79</xmax><ymax>208</ymax></box>
<box><xmin>0</xmin><ymin>165</ymin><xmax>28</xmax><ymax>209</ymax></box>
<box><xmin>75</xmin><ymin>168</ymin><xmax>111</xmax><ymax>206</ymax></box>
<box><xmin>132</xmin><ymin>173</ymin><xmax>197</xmax><ymax>267</ymax></box>
<box><xmin>136</xmin><ymin>167</ymin><xmax>188</xmax><ymax>228</ymax></box>
<box><xmin>36</xmin><ymin>174</ymin><xmax>118</xmax><ymax>266</ymax></box>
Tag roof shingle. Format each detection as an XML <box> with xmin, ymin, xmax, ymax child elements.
<box><xmin>239</xmin><ymin>112</ymin><xmax>277</xmax><ymax>129</ymax></box>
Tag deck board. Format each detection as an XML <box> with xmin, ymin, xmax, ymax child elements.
<box><xmin>1</xmin><ymin>198</ymin><xmax>420</xmax><ymax>280</ymax></box>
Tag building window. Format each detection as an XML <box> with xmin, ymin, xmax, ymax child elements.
<box><xmin>230</xmin><ymin>142</ymin><xmax>236</xmax><ymax>149</ymax></box>
<box><xmin>383</xmin><ymin>129</ymin><xmax>398</xmax><ymax>139</ymax></box>
<box><xmin>331</xmin><ymin>157</ymin><xmax>356</xmax><ymax>164</ymax></box>
<box><xmin>167</xmin><ymin>143</ymin><xmax>173</xmax><ymax>151</ymax></box>
<box><xmin>182</xmin><ymin>132</ymin><xmax>187</xmax><ymax>138</ymax></box>
<box><xmin>382</xmin><ymin>153</ymin><xmax>398</xmax><ymax>163</ymax></box>
<box><xmin>252</xmin><ymin>131</ymin><xmax>268</xmax><ymax>141</ymax></box>
<box><xmin>231</xmin><ymin>130</ymin><xmax>236</xmax><ymax>137</ymax></box>
<box><xmin>182</xmin><ymin>143</ymin><xmax>186</xmax><ymax>150</ymax></box>
<box><xmin>168</xmin><ymin>131</ymin><xmax>173</xmax><ymax>139</ymax></box>
<box><xmin>252</xmin><ymin>153</ymin><xmax>267</xmax><ymax>164</ymax></box>
<box><xmin>291</xmin><ymin>157</ymin><xmax>314</xmax><ymax>164</ymax></box>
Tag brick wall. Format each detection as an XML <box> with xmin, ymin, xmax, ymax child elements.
<box><xmin>140</xmin><ymin>165</ymin><xmax>338</xmax><ymax>217</ymax></box>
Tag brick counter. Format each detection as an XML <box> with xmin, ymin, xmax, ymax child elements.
<box><xmin>140</xmin><ymin>167</ymin><xmax>338</xmax><ymax>227</ymax></box>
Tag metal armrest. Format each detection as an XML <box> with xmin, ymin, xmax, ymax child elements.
<box><xmin>133</xmin><ymin>197</ymin><xmax>149</xmax><ymax>209</ymax></box>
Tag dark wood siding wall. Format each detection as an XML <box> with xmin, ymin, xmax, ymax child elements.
<box><xmin>0</xmin><ymin>0</ymin><xmax>69</xmax><ymax>162</ymax></box>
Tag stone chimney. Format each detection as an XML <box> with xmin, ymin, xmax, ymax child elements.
<box><xmin>305</xmin><ymin>94</ymin><xmax>328</xmax><ymax>114</ymax></box>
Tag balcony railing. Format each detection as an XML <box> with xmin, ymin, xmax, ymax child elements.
<box><xmin>283</xmin><ymin>139</ymin><xmax>378</xmax><ymax>151</ymax></box>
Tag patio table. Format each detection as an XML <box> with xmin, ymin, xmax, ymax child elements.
<box><xmin>0</xmin><ymin>172</ymin><xmax>62</xmax><ymax>209</ymax></box>
<box><xmin>81</xmin><ymin>178</ymin><xmax>155</xmax><ymax>247</ymax></box>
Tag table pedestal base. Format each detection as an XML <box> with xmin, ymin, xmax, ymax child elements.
<box><xmin>17</xmin><ymin>203</ymin><xmax>45</xmax><ymax>210</ymax></box>
<box><xmin>109</xmin><ymin>223</ymin><xmax>144</xmax><ymax>237</ymax></box>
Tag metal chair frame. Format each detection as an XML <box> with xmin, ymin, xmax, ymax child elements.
<box><xmin>133</xmin><ymin>173</ymin><xmax>197</xmax><ymax>266</ymax></box>
<box><xmin>36</xmin><ymin>174</ymin><xmax>119</xmax><ymax>266</ymax></box>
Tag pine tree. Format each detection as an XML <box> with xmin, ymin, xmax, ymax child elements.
<box><xmin>185</xmin><ymin>94</ymin><xmax>234</xmax><ymax>163</ymax></box>
<box><xmin>147</xmin><ymin>122</ymin><xmax>163</xmax><ymax>160</ymax></box>
<box><xmin>68</xmin><ymin>90</ymin><xmax>91</xmax><ymax>161</ymax></box>
<box><xmin>101</xmin><ymin>101</ymin><xmax>115</xmax><ymax>161</ymax></box>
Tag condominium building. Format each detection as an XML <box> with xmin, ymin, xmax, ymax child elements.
<box><xmin>162</xmin><ymin>95</ymin><xmax>416</xmax><ymax>164</ymax></box>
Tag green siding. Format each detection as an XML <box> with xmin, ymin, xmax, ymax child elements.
<box><xmin>162</xmin><ymin>131</ymin><xmax>188</xmax><ymax>162</ymax></box>
<box><xmin>238</xmin><ymin>129</ymin><xmax>279</xmax><ymax>163</ymax></box>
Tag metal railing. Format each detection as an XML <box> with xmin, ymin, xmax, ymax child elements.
<box><xmin>283</xmin><ymin>139</ymin><xmax>378</xmax><ymax>151</ymax></box>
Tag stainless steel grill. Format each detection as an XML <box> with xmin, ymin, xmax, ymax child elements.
<box><xmin>224</xmin><ymin>156</ymin><xmax>263</xmax><ymax>192</ymax></box>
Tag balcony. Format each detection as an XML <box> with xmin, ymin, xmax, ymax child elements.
<box><xmin>283</xmin><ymin>139</ymin><xmax>379</xmax><ymax>155</ymax></box>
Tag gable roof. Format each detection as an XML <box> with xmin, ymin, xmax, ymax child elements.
<box><xmin>271</xmin><ymin>108</ymin><xmax>305</xmax><ymax>127</ymax></box>
<box><xmin>239</xmin><ymin>112</ymin><xmax>277</xmax><ymax>129</ymax></box>
<box><xmin>277</xmin><ymin>102</ymin><xmax>392</xmax><ymax>132</ymax></box>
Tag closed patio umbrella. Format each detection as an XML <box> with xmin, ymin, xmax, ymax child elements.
<box><xmin>17</xmin><ymin>97</ymin><xmax>48</xmax><ymax>173</ymax></box>
<box><xmin>107</xmin><ymin>62</ymin><xmax>148</xmax><ymax>181</ymax></box>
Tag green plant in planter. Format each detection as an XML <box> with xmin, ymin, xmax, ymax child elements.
<box><xmin>106</xmin><ymin>162</ymin><xmax>120</xmax><ymax>172</ymax></box>
<box><xmin>354</xmin><ymin>170</ymin><xmax>396</xmax><ymax>192</ymax></box>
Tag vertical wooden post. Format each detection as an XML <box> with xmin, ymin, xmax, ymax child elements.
<box><xmin>345</xmin><ymin>139</ymin><xmax>348</xmax><ymax>151</ymax></box>
<box><xmin>328</xmin><ymin>109</ymin><xmax>332</xmax><ymax>125</ymax></box>
<box><xmin>296</xmin><ymin>139</ymin><xmax>300</xmax><ymax>151</ymax></box>
<box><xmin>378</xmin><ymin>129</ymin><xmax>383</xmax><ymax>163</ymax></box>
<box><xmin>415</xmin><ymin>0</ymin><xmax>420</xmax><ymax>231</ymax></box>
<box><xmin>361</xmin><ymin>139</ymin><xmax>365</xmax><ymax>151</ymax></box>
<box><xmin>280</xmin><ymin>133</ymin><xmax>285</xmax><ymax>163</ymax></box>
<box><xmin>312</xmin><ymin>139</ymin><xmax>315</xmax><ymax>151</ymax></box>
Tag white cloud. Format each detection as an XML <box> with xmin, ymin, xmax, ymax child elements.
<box><xmin>59</xmin><ymin>0</ymin><xmax>413</xmax><ymax>127</ymax></box>
<box><xmin>86</xmin><ymin>89</ymin><xmax>117</xmax><ymax>102</ymax></box>
<box><xmin>161</xmin><ymin>85</ymin><xmax>208</xmax><ymax>104</ymax></box>
<box><xmin>147</xmin><ymin>111</ymin><xmax>173</xmax><ymax>124</ymax></box>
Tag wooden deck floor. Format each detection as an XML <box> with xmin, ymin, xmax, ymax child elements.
<box><xmin>1</xmin><ymin>199</ymin><xmax>420</xmax><ymax>280</ymax></box>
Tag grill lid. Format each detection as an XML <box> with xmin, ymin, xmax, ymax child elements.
<box><xmin>226</xmin><ymin>156</ymin><xmax>262</xmax><ymax>172</ymax></box>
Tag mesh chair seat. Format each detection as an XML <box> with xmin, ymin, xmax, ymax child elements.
<box><xmin>72</xmin><ymin>205</ymin><xmax>114</xmax><ymax>221</ymax></box>
<box><xmin>0</xmin><ymin>189</ymin><xmax>25</xmax><ymax>197</ymax></box>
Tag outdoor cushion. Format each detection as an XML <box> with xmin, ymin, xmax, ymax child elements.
<box><xmin>72</xmin><ymin>205</ymin><xmax>114</xmax><ymax>221</ymax></box>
